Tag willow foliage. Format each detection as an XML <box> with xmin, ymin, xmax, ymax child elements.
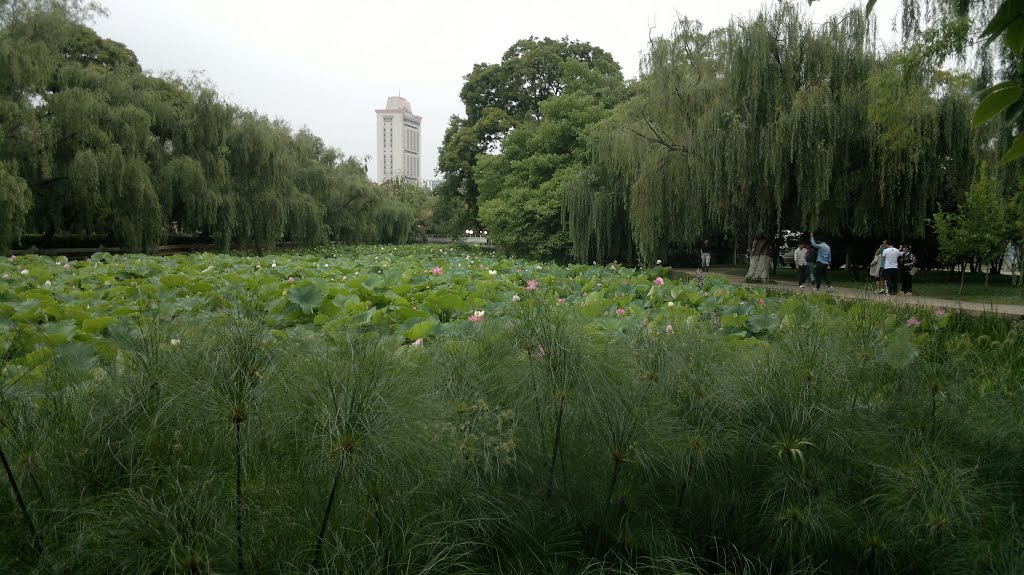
<box><xmin>0</xmin><ymin>161</ymin><xmax>31</xmax><ymax>250</ymax></box>
<box><xmin>157</xmin><ymin>156</ymin><xmax>214</xmax><ymax>233</ymax></box>
<box><xmin>0</xmin><ymin>6</ymin><xmax>420</xmax><ymax>253</ymax></box>
<box><xmin>372</xmin><ymin>198</ymin><xmax>416</xmax><ymax>245</ymax></box>
<box><xmin>572</xmin><ymin>2</ymin><xmax>977</xmax><ymax>263</ymax></box>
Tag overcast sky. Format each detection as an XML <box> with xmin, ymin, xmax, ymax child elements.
<box><xmin>90</xmin><ymin>0</ymin><xmax>900</xmax><ymax>183</ymax></box>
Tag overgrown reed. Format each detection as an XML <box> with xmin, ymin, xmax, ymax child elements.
<box><xmin>1</xmin><ymin>296</ymin><xmax>1021</xmax><ymax>574</ymax></box>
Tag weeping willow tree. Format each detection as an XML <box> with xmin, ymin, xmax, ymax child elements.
<box><xmin>570</xmin><ymin>2</ymin><xmax>976</xmax><ymax>278</ymax></box>
<box><xmin>224</xmin><ymin>113</ymin><xmax>287</xmax><ymax>252</ymax></box>
<box><xmin>566</xmin><ymin>18</ymin><xmax>712</xmax><ymax>265</ymax></box>
<box><xmin>562</xmin><ymin>161</ymin><xmax>634</xmax><ymax>263</ymax></box>
<box><xmin>1</xmin><ymin>5</ymin><xmax>421</xmax><ymax>253</ymax></box>
<box><xmin>157</xmin><ymin>156</ymin><xmax>215</xmax><ymax>234</ymax></box>
<box><xmin>0</xmin><ymin>162</ymin><xmax>31</xmax><ymax>251</ymax></box>
<box><xmin>371</xmin><ymin>198</ymin><xmax>416</xmax><ymax>244</ymax></box>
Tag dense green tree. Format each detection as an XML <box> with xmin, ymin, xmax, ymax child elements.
<box><xmin>0</xmin><ymin>5</ymin><xmax>420</xmax><ymax>252</ymax></box>
<box><xmin>0</xmin><ymin>161</ymin><xmax>30</xmax><ymax>250</ymax></box>
<box><xmin>379</xmin><ymin>179</ymin><xmax>435</xmax><ymax>241</ymax></box>
<box><xmin>0</xmin><ymin>0</ymin><xmax>106</xmax><ymax>26</ymax></box>
<box><xmin>477</xmin><ymin>92</ymin><xmax>617</xmax><ymax>260</ymax></box>
<box><xmin>933</xmin><ymin>164</ymin><xmax>1010</xmax><ymax>292</ymax></box>
<box><xmin>438</xmin><ymin>37</ymin><xmax>624</xmax><ymax>228</ymax></box>
<box><xmin>570</xmin><ymin>4</ymin><xmax>976</xmax><ymax>278</ymax></box>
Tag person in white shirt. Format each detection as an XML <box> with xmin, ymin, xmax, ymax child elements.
<box><xmin>880</xmin><ymin>240</ymin><xmax>901</xmax><ymax>296</ymax></box>
<box><xmin>794</xmin><ymin>243</ymin><xmax>809</xmax><ymax>287</ymax></box>
<box><xmin>699</xmin><ymin>240</ymin><xmax>711</xmax><ymax>272</ymax></box>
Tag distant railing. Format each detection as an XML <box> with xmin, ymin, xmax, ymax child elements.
<box><xmin>9</xmin><ymin>238</ymin><xmax>495</xmax><ymax>259</ymax></box>
<box><xmin>9</xmin><ymin>244</ymin><xmax>215</xmax><ymax>259</ymax></box>
<box><xmin>424</xmin><ymin>235</ymin><xmax>495</xmax><ymax>249</ymax></box>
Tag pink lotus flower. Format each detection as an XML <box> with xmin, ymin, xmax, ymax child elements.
<box><xmin>906</xmin><ymin>317</ymin><xmax>921</xmax><ymax>327</ymax></box>
<box><xmin>431</xmin><ymin>266</ymin><xmax>443</xmax><ymax>275</ymax></box>
<box><xmin>8</xmin><ymin>255</ymin><xmax>15</xmax><ymax>262</ymax></box>
<box><xmin>558</xmin><ymin>298</ymin><xmax>566</xmax><ymax>304</ymax></box>
<box><xmin>526</xmin><ymin>279</ymin><xmax>539</xmax><ymax>290</ymax></box>
<box><xmin>665</xmin><ymin>324</ymin><xmax>673</xmax><ymax>334</ymax></box>
<box><xmin>935</xmin><ymin>308</ymin><xmax>946</xmax><ymax>316</ymax></box>
<box><xmin>468</xmin><ymin>310</ymin><xmax>486</xmax><ymax>323</ymax></box>
<box><xmin>63</xmin><ymin>263</ymin><xmax>71</xmax><ymax>269</ymax></box>
<box><xmin>616</xmin><ymin>308</ymin><xmax>626</xmax><ymax>316</ymax></box>
<box><xmin>288</xmin><ymin>277</ymin><xmax>295</xmax><ymax>283</ymax></box>
<box><xmin>412</xmin><ymin>338</ymin><xmax>424</xmax><ymax>347</ymax></box>
<box><xmin>654</xmin><ymin>277</ymin><xmax>664</xmax><ymax>286</ymax></box>
<box><xmin>758</xmin><ymin>298</ymin><xmax>766</xmax><ymax>306</ymax></box>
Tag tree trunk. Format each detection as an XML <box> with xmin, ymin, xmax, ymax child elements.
<box><xmin>1011</xmin><ymin>243</ymin><xmax>1022</xmax><ymax>286</ymax></box>
<box><xmin>959</xmin><ymin>267</ymin><xmax>965</xmax><ymax>297</ymax></box>
<box><xmin>745</xmin><ymin>239</ymin><xmax>771</xmax><ymax>283</ymax></box>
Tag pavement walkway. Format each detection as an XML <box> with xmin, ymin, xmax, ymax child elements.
<box><xmin>698</xmin><ymin>272</ymin><xmax>1024</xmax><ymax>319</ymax></box>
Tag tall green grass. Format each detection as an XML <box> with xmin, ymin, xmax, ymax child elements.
<box><xmin>1</xmin><ymin>293</ymin><xmax>1021</xmax><ymax>574</ymax></box>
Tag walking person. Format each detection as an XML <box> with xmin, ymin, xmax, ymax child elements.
<box><xmin>809</xmin><ymin>233</ymin><xmax>834</xmax><ymax>293</ymax></box>
<box><xmin>794</xmin><ymin>243</ymin><xmax>810</xmax><ymax>287</ymax></box>
<box><xmin>869</xmin><ymin>243</ymin><xmax>884</xmax><ymax>294</ymax></box>
<box><xmin>899</xmin><ymin>244</ymin><xmax>917</xmax><ymax>295</ymax></box>
<box><xmin>805</xmin><ymin>243</ymin><xmax>817</xmax><ymax>287</ymax></box>
<box><xmin>699</xmin><ymin>240</ymin><xmax>711</xmax><ymax>272</ymax></box>
<box><xmin>880</xmin><ymin>240</ymin><xmax>900</xmax><ymax>296</ymax></box>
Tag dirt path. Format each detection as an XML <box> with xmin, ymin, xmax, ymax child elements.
<box><xmin>691</xmin><ymin>271</ymin><xmax>1024</xmax><ymax>319</ymax></box>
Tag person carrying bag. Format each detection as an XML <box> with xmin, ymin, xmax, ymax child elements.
<box><xmin>898</xmin><ymin>245</ymin><xmax>918</xmax><ymax>295</ymax></box>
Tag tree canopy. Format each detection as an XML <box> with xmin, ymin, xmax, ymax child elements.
<box><xmin>437</xmin><ymin>4</ymin><xmax>999</xmax><ymax>272</ymax></box>
<box><xmin>436</xmin><ymin>36</ymin><xmax>625</xmax><ymax>237</ymax></box>
<box><xmin>567</xmin><ymin>4</ymin><xmax>979</xmax><ymax>272</ymax></box>
<box><xmin>0</xmin><ymin>3</ymin><xmax>421</xmax><ymax>253</ymax></box>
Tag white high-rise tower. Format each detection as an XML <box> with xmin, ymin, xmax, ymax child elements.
<box><xmin>376</xmin><ymin>96</ymin><xmax>421</xmax><ymax>184</ymax></box>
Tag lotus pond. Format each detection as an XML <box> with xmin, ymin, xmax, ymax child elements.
<box><xmin>1</xmin><ymin>246</ymin><xmax>1022</xmax><ymax>574</ymax></box>
<box><xmin>1</xmin><ymin>245</ymin><xmax>792</xmax><ymax>359</ymax></box>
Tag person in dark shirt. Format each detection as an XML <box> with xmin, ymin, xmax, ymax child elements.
<box><xmin>899</xmin><ymin>245</ymin><xmax>917</xmax><ymax>295</ymax></box>
<box><xmin>699</xmin><ymin>240</ymin><xmax>711</xmax><ymax>272</ymax></box>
